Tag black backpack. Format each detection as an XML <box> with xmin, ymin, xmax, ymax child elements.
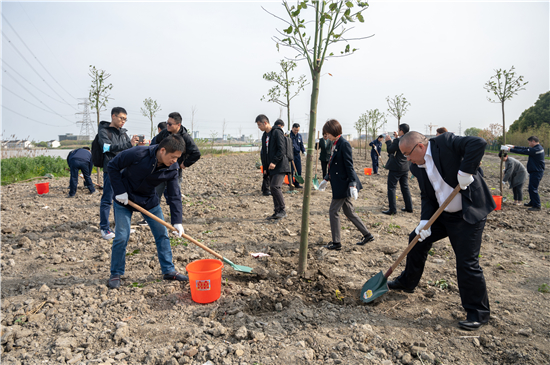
<box><xmin>91</xmin><ymin>130</ymin><xmax>112</xmax><ymax>168</ymax></box>
<box><xmin>282</xmin><ymin>132</ymin><xmax>294</xmax><ymax>162</ymax></box>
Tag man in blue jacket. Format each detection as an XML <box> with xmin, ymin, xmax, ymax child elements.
<box><xmin>66</xmin><ymin>147</ymin><xmax>96</xmax><ymax>198</ymax></box>
<box><xmin>501</xmin><ymin>136</ymin><xmax>546</xmax><ymax>211</ymax></box>
<box><xmin>383</xmin><ymin>124</ymin><xmax>413</xmax><ymax>214</ymax></box>
<box><xmin>106</xmin><ymin>134</ymin><xmax>187</xmax><ymax>289</ymax></box>
<box><xmin>290</xmin><ymin>123</ymin><xmax>306</xmax><ymax>188</ymax></box>
<box><xmin>369</xmin><ymin>135</ymin><xmax>384</xmax><ymax>175</ymax></box>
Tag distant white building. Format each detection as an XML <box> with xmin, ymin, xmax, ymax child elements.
<box><xmin>6</xmin><ymin>140</ymin><xmax>33</xmax><ymax>148</ymax></box>
<box><xmin>47</xmin><ymin>140</ymin><xmax>61</xmax><ymax>148</ymax></box>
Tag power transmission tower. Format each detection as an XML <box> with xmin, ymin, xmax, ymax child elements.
<box><xmin>76</xmin><ymin>98</ymin><xmax>95</xmax><ymax>139</ymax></box>
<box><xmin>425</xmin><ymin>123</ymin><xmax>437</xmax><ymax>135</ymax></box>
<box><xmin>458</xmin><ymin>121</ymin><xmax>462</xmax><ymax>136</ymax></box>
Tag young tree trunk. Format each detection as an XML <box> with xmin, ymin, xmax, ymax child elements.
<box><xmin>96</xmin><ymin>110</ymin><xmax>101</xmax><ymax>185</ymax></box>
<box><xmin>499</xmin><ymin>101</ymin><xmax>506</xmax><ymax>197</ymax></box>
<box><xmin>298</xmin><ymin>69</ymin><xmax>320</xmax><ymax>274</ymax></box>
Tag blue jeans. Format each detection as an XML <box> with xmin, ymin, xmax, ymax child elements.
<box><xmin>100</xmin><ymin>172</ymin><xmax>114</xmax><ymax>231</ymax></box>
<box><xmin>110</xmin><ymin>203</ymin><xmax>175</xmax><ymax>276</ymax></box>
<box><xmin>69</xmin><ymin>159</ymin><xmax>95</xmax><ymax>196</ymax></box>
<box><xmin>371</xmin><ymin>153</ymin><xmax>379</xmax><ymax>174</ymax></box>
<box><xmin>527</xmin><ymin>171</ymin><xmax>544</xmax><ymax>208</ymax></box>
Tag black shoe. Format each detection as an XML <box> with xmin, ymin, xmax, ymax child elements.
<box><xmin>163</xmin><ymin>271</ymin><xmax>189</xmax><ymax>282</ymax></box>
<box><xmin>274</xmin><ymin>210</ymin><xmax>287</xmax><ymax>219</ymax></box>
<box><xmin>294</xmin><ymin>184</ymin><xmax>303</xmax><ymax>189</ymax></box>
<box><xmin>382</xmin><ymin>209</ymin><xmax>397</xmax><ymax>215</ymax></box>
<box><xmin>137</xmin><ymin>219</ymin><xmax>148</xmax><ymax>226</ymax></box>
<box><xmin>528</xmin><ymin>206</ymin><xmax>541</xmax><ymax>212</ymax></box>
<box><xmin>66</xmin><ymin>194</ymin><xmax>75</xmax><ymax>198</ymax></box>
<box><xmin>108</xmin><ymin>275</ymin><xmax>121</xmax><ymax>289</ymax></box>
<box><xmin>266</xmin><ymin>213</ymin><xmax>278</xmax><ymax>220</ymax></box>
<box><xmin>323</xmin><ymin>242</ymin><xmax>341</xmax><ymax>250</ymax></box>
<box><xmin>524</xmin><ymin>202</ymin><xmax>533</xmax><ymax>207</ymax></box>
<box><xmin>262</xmin><ymin>191</ymin><xmax>272</xmax><ymax>196</ymax></box>
<box><xmin>356</xmin><ymin>233</ymin><xmax>375</xmax><ymax>246</ymax></box>
<box><xmin>458</xmin><ymin>320</ymin><xmax>487</xmax><ymax>331</ymax></box>
<box><xmin>387</xmin><ymin>279</ymin><xmax>415</xmax><ymax>293</ymax></box>
<box><xmin>401</xmin><ymin>208</ymin><xmax>413</xmax><ymax>213</ymax></box>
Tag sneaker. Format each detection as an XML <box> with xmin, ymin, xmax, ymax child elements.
<box><xmin>130</xmin><ymin>228</ymin><xmax>136</xmax><ymax>234</ymax></box>
<box><xmin>101</xmin><ymin>229</ymin><xmax>115</xmax><ymax>240</ymax></box>
<box><xmin>163</xmin><ymin>271</ymin><xmax>189</xmax><ymax>281</ymax></box>
<box><xmin>138</xmin><ymin>220</ymin><xmax>148</xmax><ymax>226</ymax></box>
<box><xmin>274</xmin><ymin>210</ymin><xmax>287</xmax><ymax>219</ymax></box>
<box><xmin>90</xmin><ymin>190</ymin><xmax>98</xmax><ymax>195</ymax></box>
<box><xmin>66</xmin><ymin>194</ymin><xmax>75</xmax><ymax>198</ymax></box>
<box><xmin>266</xmin><ymin>213</ymin><xmax>278</xmax><ymax>220</ymax></box>
<box><xmin>108</xmin><ymin>275</ymin><xmax>121</xmax><ymax>289</ymax></box>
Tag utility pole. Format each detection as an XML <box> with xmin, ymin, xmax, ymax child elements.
<box><xmin>76</xmin><ymin>98</ymin><xmax>95</xmax><ymax>140</ymax></box>
<box><xmin>458</xmin><ymin>121</ymin><xmax>462</xmax><ymax>136</ymax></box>
<box><xmin>426</xmin><ymin>123</ymin><xmax>437</xmax><ymax>136</ymax></box>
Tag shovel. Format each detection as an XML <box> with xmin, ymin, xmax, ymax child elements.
<box><xmin>291</xmin><ymin>160</ymin><xmax>305</xmax><ymax>184</ymax></box>
<box><xmin>80</xmin><ymin>174</ymin><xmax>103</xmax><ymax>189</ymax></box>
<box><xmin>127</xmin><ymin>200</ymin><xmax>253</xmax><ymax>273</ymax></box>
<box><xmin>360</xmin><ymin>184</ymin><xmax>462</xmax><ymax>303</ymax></box>
<box><xmin>375</xmin><ymin>148</ymin><xmax>385</xmax><ymax>169</ymax></box>
<box><xmin>312</xmin><ymin>131</ymin><xmax>320</xmax><ymax>190</ymax></box>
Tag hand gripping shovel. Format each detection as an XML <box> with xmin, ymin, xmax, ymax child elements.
<box><xmin>312</xmin><ymin>131</ymin><xmax>320</xmax><ymax>190</ymax></box>
<box><xmin>127</xmin><ymin>200</ymin><xmax>253</xmax><ymax>273</ymax></box>
<box><xmin>360</xmin><ymin>185</ymin><xmax>461</xmax><ymax>303</ymax></box>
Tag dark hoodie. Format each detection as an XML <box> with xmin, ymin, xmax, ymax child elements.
<box><xmin>261</xmin><ymin>125</ymin><xmax>290</xmax><ymax>175</ymax></box>
<box><xmin>97</xmin><ymin>120</ymin><xmax>133</xmax><ymax>168</ymax></box>
<box><xmin>152</xmin><ymin>125</ymin><xmax>201</xmax><ymax>168</ymax></box>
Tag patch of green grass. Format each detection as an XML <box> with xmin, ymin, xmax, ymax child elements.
<box><xmin>129</xmin><ymin>282</ymin><xmax>145</xmax><ymax>288</ymax></box>
<box><xmin>1</xmin><ymin>156</ymin><xmax>70</xmax><ymax>185</ymax></box>
<box><xmin>170</xmin><ymin>237</ymin><xmax>188</xmax><ymax>247</ymax></box>
<box><xmin>538</xmin><ymin>283</ymin><xmax>549</xmax><ymax>293</ymax></box>
<box><xmin>430</xmin><ymin>279</ymin><xmax>450</xmax><ymax>290</ymax></box>
<box><xmin>126</xmin><ymin>249</ymin><xmax>140</xmax><ymax>256</ymax></box>
<box><xmin>428</xmin><ymin>249</ymin><xmax>435</xmax><ymax>256</ymax></box>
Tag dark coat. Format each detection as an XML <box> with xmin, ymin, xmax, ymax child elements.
<box><xmin>385</xmin><ymin>137</ymin><xmax>410</xmax><ymax>172</ymax></box>
<box><xmin>98</xmin><ymin>121</ymin><xmax>133</xmax><ymax>167</ymax></box>
<box><xmin>326</xmin><ymin>136</ymin><xmax>362</xmax><ymax>200</ymax></box>
<box><xmin>153</xmin><ymin>126</ymin><xmax>201</xmax><ymax>168</ymax></box>
<box><xmin>106</xmin><ymin>145</ymin><xmax>182</xmax><ymax>225</ymax></box>
<box><xmin>67</xmin><ymin>148</ymin><xmax>93</xmax><ymax>172</ymax></box>
<box><xmin>503</xmin><ymin>157</ymin><xmax>528</xmax><ymax>189</ymax></box>
<box><xmin>261</xmin><ymin>125</ymin><xmax>290</xmax><ymax>175</ymax></box>
<box><xmin>317</xmin><ymin>138</ymin><xmax>331</xmax><ymax>162</ymax></box>
<box><xmin>410</xmin><ymin>134</ymin><xmax>495</xmax><ymax>225</ymax></box>
<box><xmin>509</xmin><ymin>144</ymin><xmax>545</xmax><ymax>172</ymax></box>
<box><xmin>290</xmin><ymin>131</ymin><xmax>305</xmax><ymax>154</ymax></box>
<box><xmin>369</xmin><ymin>139</ymin><xmax>382</xmax><ymax>157</ymax></box>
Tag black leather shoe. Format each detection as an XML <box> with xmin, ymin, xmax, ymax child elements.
<box><xmin>401</xmin><ymin>208</ymin><xmax>413</xmax><ymax>213</ymax></box>
<box><xmin>528</xmin><ymin>206</ymin><xmax>541</xmax><ymax>211</ymax></box>
<box><xmin>524</xmin><ymin>202</ymin><xmax>532</xmax><ymax>207</ymax></box>
<box><xmin>356</xmin><ymin>234</ymin><xmax>375</xmax><ymax>246</ymax></box>
<box><xmin>387</xmin><ymin>279</ymin><xmax>415</xmax><ymax>293</ymax></box>
<box><xmin>382</xmin><ymin>209</ymin><xmax>397</xmax><ymax>215</ymax></box>
<box><xmin>262</xmin><ymin>191</ymin><xmax>272</xmax><ymax>196</ymax></box>
<box><xmin>163</xmin><ymin>271</ymin><xmax>189</xmax><ymax>282</ymax></box>
<box><xmin>323</xmin><ymin>242</ymin><xmax>341</xmax><ymax>251</ymax></box>
<box><xmin>458</xmin><ymin>320</ymin><xmax>486</xmax><ymax>331</ymax></box>
<box><xmin>274</xmin><ymin>210</ymin><xmax>287</xmax><ymax>219</ymax></box>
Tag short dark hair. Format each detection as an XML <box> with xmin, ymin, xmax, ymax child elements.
<box><xmin>322</xmin><ymin>119</ymin><xmax>342</xmax><ymax>137</ymax></box>
<box><xmin>111</xmin><ymin>107</ymin><xmax>127</xmax><ymax>116</ymax></box>
<box><xmin>82</xmin><ymin>146</ymin><xmax>90</xmax><ymax>151</ymax></box>
<box><xmin>274</xmin><ymin>119</ymin><xmax>284</xmax><ymax>127</ymax></box>
<box><xmin>168</xmin><ymin>112</ymin><xmax>182</xmax><ymax>124</ymax></box>
<box><xmin>378</xmin><ymin>135</ymin><xmax>384</xmax><ymax>139</ymax></box>
<box><xmin>498</xmin><ymin>150</ymin><xmax>508</xmax><ymax>158</ymax></box>
<box><xmin>528</xmin><ymin>136</ymin><xmax>539</xmax><ymax>143</ymax></box>
<box><xmin>158</xmin><ymin>122</ymin><xmax>167</xmax><ymax>130</ymax></box>
<box><xmin>292</xmin><ymin>123</ymin><xmax>300</xmax><ymax>129</ymax></box>
<box><xmin>399</xmin><ymin>123</ymin><xmax>409</xmax><ymax>134</ymax></box>
<box><xmin>436</xmin><ymin>127</ymin><xmax>448</xmax><ymax>134</ymax></box>
<box><xmin>255</xmin><ymin>114</ymin><xmax>269</xmax><ymax>124</ymax></box>
<box><xmin>158</xmin><ymin>134</ymin><xmax>186</xmax><ymax>154</ymax></box>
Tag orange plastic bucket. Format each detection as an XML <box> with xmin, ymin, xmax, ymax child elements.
<box><xmin>260</xmin><ymin>166</ymin><xmax>263</xmax><ymax>173</ymax></box>
<box><xmin>35</xmin><ymin>182</ymin><xmax>49</xmax><ymax>195</ymax></box>
<box><xmin>284</xmin><ymin>175</ymin><xmax>289</xmax><ymax>185</ymax></box>
<box><xmin>186</xmin><ymin>259</ymin><xmax>224</xmax><ymax>304</ymax></box>
<box><xmin>492</xmin><ymin>195</ymin><xmax>502</xmax><ymax>211</ymax></box>
<box><xmin>364</xmin><ymin>168</ymin><xmax>372</xmax><ymax>176</ymax></box>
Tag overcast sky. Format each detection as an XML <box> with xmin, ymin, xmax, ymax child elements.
<box><xmin>1</xmin><ymin>0</ymin><xmax>548</xmax><ymax>143</ymax></box>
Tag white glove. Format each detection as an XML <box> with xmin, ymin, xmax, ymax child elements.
<box><xmin>502</xmin><ymin>180</ymin><xmax>506</xmax><ymax>186</ymax></box>
<box><xmin>115</xmin><ymin>192</ymin><xmax>128</xmax><ymax>205</ymax></box>
<box><xmin>350</xmin><ymin>187</ymin><xmax>358</xmax><ymax>200</ymax></box>
<box><xmin>457</xmin><ymin>170</ymin><xmax>474</xmax><ymax>190</ymax></box>
<box><xmin>172</xmin><ymin>224</ymin><xmax>184</xmax><ymax>237</ymax></box>
<box><xmin>500</xmin><ymin>145</ymin><xmax>510</xmax><ymax>151</ymax></box>
<box><xmin>415</xmin><ymin>220</ymin><xmax>431</xmax><ymax>242</ymax></box>
<box><xmin>315</xmin><ymin>138</ymin><xmax>319</xmax><ymax>144</ymax></box>
<box><xmin>318</xmin><ymin>180</ymin><xmax>328</xmax><ymax>191</ymax></box>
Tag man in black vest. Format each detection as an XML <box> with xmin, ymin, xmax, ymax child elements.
<box><xmin>383</xmin><ymin>124</ymin><xmax>413</xmax><ymax>215</ymax></box>
<box><xmin>389</xmin><ymin>131</ymin><xmax>495</xmax><ymax>331</ymax></box>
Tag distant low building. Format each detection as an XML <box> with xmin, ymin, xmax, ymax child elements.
<box><xmin>59</xmin><ymin>133</ymin><xmax>91</xmax><ymax>141</ymax></box>
<box><xmin>47</xmin><ymin>140</ymin><xmax>61</xmax><ymax>148</ymax></box>
<box><xmin>6</xmin><ymin>140</ymin><xmax>33</xmax><ymax>148</ymax></box>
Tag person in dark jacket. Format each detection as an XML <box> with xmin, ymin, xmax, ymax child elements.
<box><xmin>369</xmin><ymin>135</ymin><xmax>384</xmax><ymax>175</ymax></box>
<box><xmin>106</xmin><ymin>135</ymin><xmax>188</xmax><ymax>289</ymax></box>
<box><xmin>499</xmin><ymin>151</ymin><xmax>528</xmax><ymax>205</ymax></box>
<box><xmin>383</xmin><ymin>124</ymin><xmax>413</xmax><ymax>215</ymax></box>
<box><xmin>317</xmin><ymin>132</ymin><xmax>332</xmax><ymax>178</ymax></box>
<box><xmin>150</xmin><ymin>121</ymin><xmax>167</xmax><ymax>145</ymax></box>
<box><xmin>502</xmin><ymin>136</ymin><xmax>545</xmax><ymax>211</ymax></box>
<box><xmin>98</xmin><ymin>107</ymin><xmax>141</xmax><ymax>240</ymax></box>
<box><xmin>256</xmin><ymin>114</ymin><xmax>290</xmax><ymax>219</ymax></box>
<box><xmin>290</xmin><ymin>123</ymin><xmax>306</xmax><ymax>188</ymax></box>
<box><xmin>66</xmin><ymin>147</ymin><xmax>96</xmax><ymax>198</ymax></box>
<box><xmin>318</xmin><ymin>119</ymin><xmax>374</xmax><ymax>251</ymax></box>
<box><xmin>390</xmin><ymin>131</ymin><xmax>495</xmax><ymax>331</ymax></box>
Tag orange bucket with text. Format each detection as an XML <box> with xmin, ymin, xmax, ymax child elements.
<box><xmin>186</xmin><ymin>259</ymin><xmax>224</xmax><ymax>304</ymax></box>
<box><xmin>364</xmin><ymin>168</ymin><xmax>372</xmax><ymax>176</ymax></box>
<box><xmin>492</xmin><ymin>195</ymin><xmax>502</xmax><ymax>211</ymax></box>
<box><xmin>35</xmin><ymin>182</ymin><xmax>49</xmax><ymax>195</ymax></box>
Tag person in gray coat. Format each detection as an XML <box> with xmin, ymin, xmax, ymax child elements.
<box><xmin>499</xmin><ymin>151</ymin><xmax>528</xmax><ymax>205</ymax></box>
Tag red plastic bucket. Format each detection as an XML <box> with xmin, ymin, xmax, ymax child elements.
<box><xmin>35</xmin><ymin>182</ymin><xmax>49</xmax><ymax>195</ymax></box>
<box><xmin>260</xmin><ymin>166</ymin><xmax>264</xmax><ymax>173</ymax></box>
<box><xmin>492</xmin><ymin>195</ymin><xmax>502</xmax><ymax>211</ymax></box>
<box><xmin>186</xmin><ymin>259</ymin><xmax>224</xmax><ymax>304</ymax></box>
<box><xmin>364</xmin><ymin>168</ymin><xmax>372</xmax><ymax>176</ymax></box>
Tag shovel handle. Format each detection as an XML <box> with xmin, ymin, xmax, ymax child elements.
<box><xmin>80</xmin><ymin>175</ymin><xmax>103</xmax><ymax>189</ymax></box>
<box><xmin>384</xmin><ymin>184</ymin><xmax>462</xmax><ymax>278</ymax></box>
<box><xmin>127</xmin><ymin>200</ymin><xmax>223</xmax><ymax>261</ymax></box>
<box><xmin>315</xmin><ymin>131</ymin><xmax>320</xmax><ymax>174</ymax></box>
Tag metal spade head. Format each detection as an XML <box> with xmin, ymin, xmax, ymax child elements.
<box><xmin>294</xmin><ymin>173</ymin><xmax>304</xmax><ymax>184</ymax></box>
<box><xmin>360</xmin><ymin>271</ymin><xmax>388</xmax><ymax>303</ymax></box>
<box><xmin>312</xmin><ymin>176</ymin><xmax>320</xmax><ymax>190</ymax></box>
<box><xmin>222</xmin><ymin>258</ymin><xmax>253</xmax><ymax>273</ymax></box>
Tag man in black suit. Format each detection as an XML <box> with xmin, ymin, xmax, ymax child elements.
<box><xmin>383</xmin><ymin>124</ymin><xmax>413</xmax><ymax>215</ymax></box>
<box><xmin>389</xmin><ymin>131</ymin><xmax>496</xmax><ymax>331</ymax></box>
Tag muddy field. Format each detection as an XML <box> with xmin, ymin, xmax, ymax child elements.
<box><xmin>1</xmin><ymin>150</ymin><xmax>549</xmax><ymax>365</ymax></box>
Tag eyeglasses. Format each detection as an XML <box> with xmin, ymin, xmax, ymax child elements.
<box><xmin>403</xmin><ymin>143</ymin><xmax>419</xmax><ymax>158</ymax></box>
<box><xmin>117</xmin><ymin>115</ymin><xmax>127</xmax><ymax>122</ymax></box>
<box><xmin>167</xmin><ymin>122</ymin><xmax>176</xmax><ymax>126</ymax></box>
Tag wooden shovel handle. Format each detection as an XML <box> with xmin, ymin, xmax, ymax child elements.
<box><xmin>315</xmin><ymin>131</ymin><xmax>320</xmax><ymax>174</ymax></box>
<box><xmin>127</xmin><ymin>200</ymin><xmax>223</xmax><ymax>260</ymax></box>
<box><xmin>385</xmin><ymin>184</ymin><xmax>462</xmax><ymax>278</ymax></box>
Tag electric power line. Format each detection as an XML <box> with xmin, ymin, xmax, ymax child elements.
<box><xmin>3</xmin><ymin>106</ymin><xmax>74</xmax><ymax>127</ymax></box>
<box><xmin>2</xmin><ymin>86</ymin><xmax>74</xmax><ymax>116</ymax></box>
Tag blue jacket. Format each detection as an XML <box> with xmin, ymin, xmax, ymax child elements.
<box><xmin>369</xmin><ymin>139</ymin><xmax>382</xmax><ymax>157</ymax></box>
<box><xmin>290</xmin><ymin>131</ymin><xmax>305</xmax><ymax>154</ymax></box>
<box><xmin>106</xmin><ymin>145</ymin><xmax>183</xmax><ymax>225</ymax></box>
<box><xmin>326</xmin><ymin>136</ymin><xmax>362</xmax><ymax>199</ymax></box>
<box><xmin>67</xmin><ymin>148</ymin><xmax>93</xmax><ymax>172</ymax></box>
<box><xmin>509</xmin><ymin>144</ymin><xmax>545</xmax><ymax>173</ymax></box>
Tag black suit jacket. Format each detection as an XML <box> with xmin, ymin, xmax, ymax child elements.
<box><xmin>261</xmin><ymin>126</ymin><xmax>290</xmax><ymax>175</ymax></box>
<box><xmin>410</xmin><ymin>133</ymin><xmax>496</xmax><ymax>224</ymax></box>
<box><xmin>326</xmin><ymin>137</ymin><xmax>362</xmax><ymax>199</ymax></box>
<box><xmin>385</xmin><ymin>137</ymin><xmax>410</xmax><ymax>172</ymax></box>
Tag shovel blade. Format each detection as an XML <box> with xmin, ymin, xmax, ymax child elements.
<box><xmin>312</xmin><ymin>176</ymin><xmax>320</xmax><ymax>190</ymax></box>
<box><xmin>294</xmin><ymin>173</ymin><xmax>305</xmax><ymax>184</ymax></box>
<box><xmin>360</xmin><ymin>271</ymin><xmax>388</xmax><ymax>303</ymax></box>
<box><xmin>223</xmin><ymin>257</ymin><xmax>253</xmax><ymax>273</ymax></box>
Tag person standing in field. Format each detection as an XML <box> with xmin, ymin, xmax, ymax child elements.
<box><xmin>499</xmin><ymin>150</ymin><xmax>528</xmax><ymax>205</ymax></box>
<box><xmin>369</xmin><ymin>135</ymin><xmax>384</xmax><ymax>175</ymax></box>
<box><xmin>317</xmin><ymin>132</ymin><xmax>332</xmax><ymax>178</ymax></box>
<box><xmin>290</xmin><ymin>123</ymin><xmax>306</xmax><ymax>188</ymax></box>
<box><xmin>66</xmin><ymin>146</ymin><xmax>96</xmax><ymax>198</ymax></box>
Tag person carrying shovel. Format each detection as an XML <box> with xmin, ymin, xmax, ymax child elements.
<box><xmin>390</xmin><ymin>131</ymin><xmax>495</xmax><ymax>331</ymax></box>
<box><xmin>105</xmin><ymin>134</ymin><xmax>188</xmax><ymax>289</ymax></box>
<box><xmin>369</xmin><ymin>135</ymin><xmax>384</xmax><ymax>175</ymax></box>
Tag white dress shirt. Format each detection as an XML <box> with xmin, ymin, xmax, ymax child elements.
<box><xmin>418</xmin><ymin>142</ymin><xmax>462</xmax><ymax>212</ymax></box>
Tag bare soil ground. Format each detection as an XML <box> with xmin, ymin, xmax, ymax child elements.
<box><xmin>1</xmin><ymin>151</ymin><xmax>549</xmax><ymax>365</ymax></box>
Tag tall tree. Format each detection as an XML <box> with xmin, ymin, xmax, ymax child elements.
<box><xmin>266</xmin><ymin>0</ymin><xmax>371</xmax><ymax>273</ymax></box>
<box><xmin>140</xmin><ymin>98</ymin><xmax>162</xmax><ymax>139</ymax></box>
<box><xmin>367</xmin><ymin>108</ymin><xmax>386</xmax><ymax>142</ymax></box>
<box><xmin>88</xmin><ymin>65</ymin><xmax>113</xmax><ymax>129</ymax></box>
<box><xmin>354</xmin><ymin>116</ymin><xmax>365</xmax><ymax>157</ymax></box>
<box><xmin>509</xmin><ymin>91</ymin><xmax>550</xmax><ymax>133</ymax></box>
<box><xmin>386</xmin><ymin>94</ymin><xmax>410</xmax><ymax>130</ymax></box>
<box><xmin>464</xmin><ymin>127</ymin><xmax>481</xmax><ymax>137</ymax></box>
<box><xmin>261</xmin><ymin>59</ymin><xmax>308</xmax><ymax>132</ymax></box>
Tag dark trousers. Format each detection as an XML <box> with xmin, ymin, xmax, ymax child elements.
<box><xmin>100</xmin><ymin>172</ymin><xmax>114</xmax><ymax>231</ymax></box>
<box><xmin>396</xmin><ymin>211</ymin><xmax>490</xmax><ymax>323</ymax></box>
<box><xmin>387</xmin><ymin>170</ymin><xmax>413</xmax><ymax>212</ymax></box>
<box><xmin>321</xmin><ymin>160</ymin><xmax>329</xmax><ymax>179</ymax></box>
<box><xmin>291</xmin><ymin>153</ymin><xmax>302</xmax><ymax>184</ymax></box>
<box><xmin>269</xmin><ymin>173</ymin><xmax>286</xmax><ymax>213</ymax></box>
<box><xmin>527</xmin><ymin>171</ymin><xmax>543</xmax><ymax>208</ymax></box>
<box><xmin>262</xmin><ymin>172</ymin><xmax>271</xmax><ymax>193</ymax></box>
<box><xmin>512</xmin><ymin>184</ymin><xmax>523</xmax><ymax>202</ymax></box>
<box><xmin>329</xmin><ymin>197</ymin><xmax>370</xmax><ymax>243</ymax></box>
<box><xmin>371</xmin><ymin>153</ymin><xmax>379</xmax><ymax>174</ymax></box>
<box><xmin>69</xmin><ymin>159</ymin><xmax>95</xmax><ymax>196</ymax></box>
